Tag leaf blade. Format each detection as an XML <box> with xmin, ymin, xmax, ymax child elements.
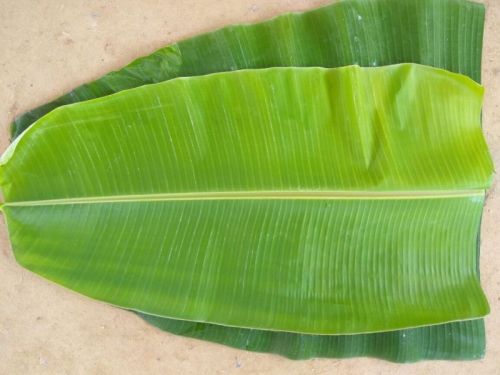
<box><xmin>3</xmin><ymin>196</ymin><xmax>489</xmax><ymax>334</ymax></box>
<box><xmin>1</xmin><ymin>65</ymin><xmax>492</xmax><ymax>203</ymax></box>
<box><xmin>0</xmin><ymin>65</ymin><xmax>492</xmax><ymax>335</ymax></box>
<box><xmin>141</xmin><ymin>314</ymin><xmax>485</xmax><ymax>362</ymax></box>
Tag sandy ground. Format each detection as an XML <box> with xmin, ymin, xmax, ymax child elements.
<box><xmin>0</xmin><ymin>1</ymin><xmax>498</xmax><ymax>374</ymax></box>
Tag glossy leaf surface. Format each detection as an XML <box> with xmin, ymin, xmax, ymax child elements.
<box><xmin>0</xmin><ymin>65</ymin><xmax>492</xmax><ymax>335</ymax></box>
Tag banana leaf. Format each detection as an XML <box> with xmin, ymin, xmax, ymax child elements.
<box><xmin>8</xmin><ymin>0</ymin><xmax>488</xmax><ymax>360</ymax></box>
<box><xmin>141</xmin><ymin>315</ymin><xmax>486</xmax><ymax>362</ymax></box>
<box><xmin>10</xmin><ymin>0</ymin><xmax>485</xmax><ymax>139</ymax></box>
<box><xmin>5</xmin><ymin>0</ymin><xmax>489</xmax><ymax>361</ymax></box>
<box><xmin>1</xmin><ymin>66</ymin><xmax>493</xmax><ymax>337</ymax></box>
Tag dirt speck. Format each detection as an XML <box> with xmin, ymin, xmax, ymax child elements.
<box><xmin>55</xmin><ymin>31</ymin><xmax>74</xmax><ymax>45</ymax></box>
<box><xmin>104</xmin><ymin>42</ymin><xmax>115</xmax><ymax>55</ymax></box>
<box><xmin>8</xmin><ymin>102</ymin><xmax>18</xmax><ymax>116</ymax></box>
<box><xmin>39</xmin><ymin>355</ymin><xmax>48</xmax><ymax>366</ymax></box>
<box><xmin>235</xmin><ymin>356</ymin><xmax>243</xmax><ymax>368</ymax></box>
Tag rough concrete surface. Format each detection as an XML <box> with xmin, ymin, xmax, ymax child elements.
<box><xmin>0</xmin><ymin>1</ymin><xmax>498</xmax><ymax>374</ymax></box>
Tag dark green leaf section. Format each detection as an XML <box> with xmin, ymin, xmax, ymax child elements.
<box><xmin>10</xmin><ymin>0</ymin><xmax>485</xmax><ymax>139</ymax></box>
<box><xmin>141</xmin><ymin>314</ymin><xmax>485</xmax><ymax>362</ymax></box>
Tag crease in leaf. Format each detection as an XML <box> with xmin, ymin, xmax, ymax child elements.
<box><xmin>0</xmin><ymin>65</ymin><xmax>493</xmax><ymax>337</ymax></box>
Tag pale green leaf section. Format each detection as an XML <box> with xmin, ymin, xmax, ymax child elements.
<box><xmin>1</xmin><ymin>65</ymin><xmax>492</xmax><ymax>202</ymax></box>
<box><xmin>0</xmin><ymin>65</ymin><xmax>493</xmax><ymax>334</ymax></box>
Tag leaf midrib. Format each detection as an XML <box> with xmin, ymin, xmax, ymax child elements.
<box><xmin>2</xmin><ymin>189</ymin><xmax>485</xmax><ymax>207</ymax></box>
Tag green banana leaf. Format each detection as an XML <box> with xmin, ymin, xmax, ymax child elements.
<box><xmin>1</xmin><ymin>66</ymin><xmax>493</xmax><ymax>336</ymax></box>
<box><xmin>10</xmin><ymin>0</ymin><xmax>485</xmax><ymax>139</ymax></box>
<box><xmin>6</xmin><ymin>1</ymin><xmax>484</xmax><ymax>360</ymax></box>
<box><xmin>5</xmin><ymin>0</ymin><xmax>489</xmax><ymax>361</ymax></box>
<box><xmin>141</xmin><ymin>315</ymin><xmax>485</xmax><ymax>362</ymax></box>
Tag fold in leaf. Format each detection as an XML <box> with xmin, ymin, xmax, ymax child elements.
<box><xmin>10</xmin><ymin>0</ymin><xmax>485</xmax><ymax>139</ymax></box>
<box><xmin>1</xmin><ymin>65</ymin><xmax>493</xmax><ymax>336</ymax></box>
